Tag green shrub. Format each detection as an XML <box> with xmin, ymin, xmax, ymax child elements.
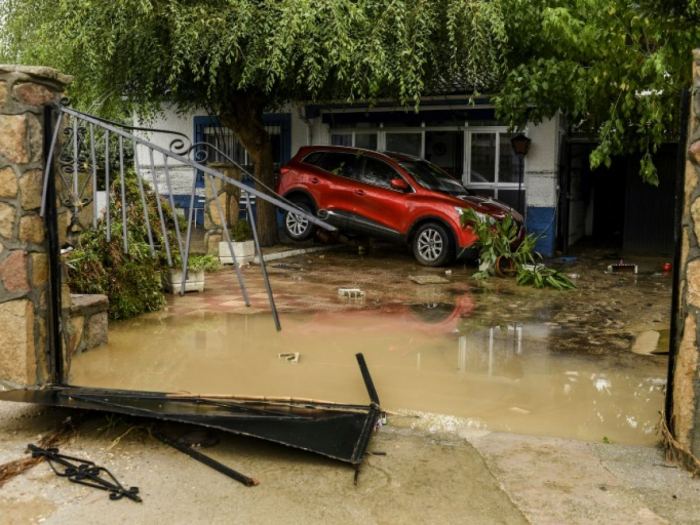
<box><xmin>230</xmin><ymin>219</ymin><xmax>253</xmax><ymax>242</ymax></box>
<box><xmin>65</xmin><ymin>170</ymin><xmax>183</xmax><ymax>320</ymax></box>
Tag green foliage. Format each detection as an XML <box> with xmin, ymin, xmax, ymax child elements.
<box><xmin>461</xmin><ymin>208</ymin><xmax>576</xmax><ymax>290</ymax></box>
<box><xmin>187</xmin><ymin>254</ymin><xmax>221</xmax><ymax>273</ymax></box>
<box><xmin>64</xmin><ymin>170</ymin><xmax>182</xmax><ymax>320</ymax></box>
<box><xmin>230</xmin><ymin>220</ymin><xmax>253</xmax><ymax>243</ymax></box>
<box><xmin>494</xmin><ymin>0</ymin><xmax>700</xmax><ymax>184</ymax></box>
<box><xmin>0</xmin><ymin>0</ymin><xmax>507</xmax><ymax>118</ymax></box>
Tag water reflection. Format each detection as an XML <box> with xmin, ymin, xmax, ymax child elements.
<box><xmin>70</xmin><ymin>298</ymin><xmax>666</xmax><ymax>446</ymax></box>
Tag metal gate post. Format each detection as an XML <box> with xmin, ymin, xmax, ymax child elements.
<box><xmin>43</xmin><ymin>105</ymin><xmax>64</xmax><ymax>385</ymax></box>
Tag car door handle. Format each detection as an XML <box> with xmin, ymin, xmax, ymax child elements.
<box><xmin>310</xmin><ymin>177</ymin><xmax>319</xmax><ymax>184</ymax></box>
<box><xmin>354</xmin><ymin>189</ymin><xmax>366</xmax><ymax>196</ymax></box>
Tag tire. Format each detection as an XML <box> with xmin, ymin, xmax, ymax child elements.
<box><xmin>283</xmin><ymin>201</ymin><xmax>317</xmax><ymax>241</ymax></box>
<box><xmin>412</xmin><ymin>222</ymin><xmax>454</xmax><ymax>267</ymax></box>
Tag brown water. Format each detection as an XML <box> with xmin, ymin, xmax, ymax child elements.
<box><xmin>70</xmin><ymin>306</ymin><xmax>667</xmax><ymax>446</ymax></box>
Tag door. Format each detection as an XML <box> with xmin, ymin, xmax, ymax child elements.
<box><xmin>347</xmin><ymin>155</ymin><xmax>412</xmax><ymax>240</ymax></box>
<box><xmin>311</xmin><ymin>151</ymin><xmax>362</xmax><ymax>224</ymax></box>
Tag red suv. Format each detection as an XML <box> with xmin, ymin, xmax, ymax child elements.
<box><xmin>275</xmin><ymin>146</ymin><xmax>524</xmax><ymax>266</ymax></box>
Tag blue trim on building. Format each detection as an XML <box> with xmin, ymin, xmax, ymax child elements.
<box><xmin>526</xmin><ymin>206</ymin><xmax>556</xmax><ymax>257</ymax></box>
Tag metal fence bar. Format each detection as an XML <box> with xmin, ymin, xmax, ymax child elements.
<box><xmin>245</xmin><ymin>193</ymin><xmax>280</xmax><ymax>331</ymax></box>
<box><xmin>72</xmin><ymin>116</ymin><xmax>78</xmax><ymax>215</ymax></box>
<box><xmin>40</xmin><ymin>111</ymin><xmax>63</xmax><ymax>217</ymax></box>
<box><xmin>149</xmin><ymin>148</ymin><xmax>172</xmax><ymax>267</ymax></box>
<box><xmin>180</xmin><ymin>171</ymin><xmax>198</xmax><ymax>296</ymax></box>
<box><xmin>104</xmin><ymin>129</ymin><xmax>111</xmax><ymax>241</ymax></box>
<box><xmin>207</xmin><ymin>174</ymin><xmax>250</xmax><ymax>306</ymax></box>
<box><xmin>119</xmin><ymin>135</ymin><xmax>128</xmax><ymax>253</ymax></box>
<box><xmin>161</xmin><ymin>155</ymin><xmax>183</xmax><ymax>255</ymax></box>
<box><xmin>89</xmin><ymin>123</ymin><xmax>98</xmax><ymax>229</ymax></box>
<box><xmin>133</xmin><ymin>148</ymin><xmax>156</xmax><ymax>258</ymax></box>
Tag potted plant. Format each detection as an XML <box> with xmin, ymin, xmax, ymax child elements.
<box><xmin>163</xmin><ymin>254</ymin><xmax>221</xmax><ymax>293</ymax></box>
<box><xmin>460</xmin><ymin>208</ymin><xmax>576</xmax><ymax>290</ymax></box>
<box><xmin>219</xmin><ymin>219</ymin><xmax>255</xmax><ymax>265</ymax></box>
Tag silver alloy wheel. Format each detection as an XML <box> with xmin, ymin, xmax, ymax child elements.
<box><xmin>417</xmin><ymin>228</ymin><xmax>444</xmax><ymax>262</ymax></box>
<box><xmin>286</xmin><ymin>212</ymin><xmax>310</xmax><ymax>237</ymax></box>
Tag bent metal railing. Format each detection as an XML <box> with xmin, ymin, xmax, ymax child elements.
<box><xmin>41</xmin><ymin>102</ymin><xmax>334</xmax><ymax>378</ymax></box>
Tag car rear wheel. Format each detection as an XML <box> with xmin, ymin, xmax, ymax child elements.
<box><xmin>412</xmin><ymin>222</ymin><xmax>453</xmax><ymax>267</ymax></box>
<box><xmin>283</xmin><ymin>202</ymin><xmax>317</xmax><ymax>241</ymax></box>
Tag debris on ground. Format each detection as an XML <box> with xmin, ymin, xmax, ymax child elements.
<box><xmin>28</xmin><ymin>444</ymin><xmax>142</xmax><ymax>502</ymax></box>
<box><xmin>338</xmin><ymin>287</ymin><xmax>365</xmax><ymax>298</ymax></box>
<box><xmin>609</xmin><ymin>261</ymin><xmax>638</xmax><ymax>274</ymax></box>
<box><xmin>0</xmin><ymin>415</ymin><xmax>81</xmax><ymax>488</ymax></box>
<box><xmin>278</xmin><ymin>352</ymin><xmax>300</xmax><ymax>362</ymax></box>
<box><xmin>409</xmin><ymin>275</ymin><xmax>450</xmax><ymax>285</ymax></box>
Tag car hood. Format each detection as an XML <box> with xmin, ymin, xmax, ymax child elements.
<box><xmin>446</xmin><ymin>194</ymin><xmax>524</xmax><ymax>223</ymax></box>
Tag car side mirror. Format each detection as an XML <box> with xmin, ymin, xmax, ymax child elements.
<box><xmin>390</xmin><ymin>178</ymin><xmax>409</xmax><ymax>192</ymax></box>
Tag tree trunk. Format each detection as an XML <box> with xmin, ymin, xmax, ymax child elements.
<box><xmin>219</xmin><ymin>91</ymin><xmax>278</xmax><ymax>246</ymax></box>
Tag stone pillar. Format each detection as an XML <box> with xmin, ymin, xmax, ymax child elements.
<box><xmin>0</xmin><ymin>65</ymin><xmax>71</xmax><ymax>388</ymax></box>
<box><xmin>203</xmin><ymin>162</ymin><xmax>241</xmax><ymax>255</ymax></box>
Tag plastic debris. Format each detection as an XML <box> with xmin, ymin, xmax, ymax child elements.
<box><xmin>338</xmin><ymin>288</ymin><xmax>365</xmax><ymax>298</ymax></box>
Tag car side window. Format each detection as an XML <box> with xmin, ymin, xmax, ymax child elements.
<box><xmin>360</xmin><ymin>157</ymin><xmax>401</xmax><ymax>190</ymax></box>
<box><xmin>317</xmin><ymin>153</ymin><xmax>359</xmax><ymax>179</ymax></box>
<box><xmin>301</xmin><ymin>151</ymin><xmax>325</xmax><ymax>167</ymax></box>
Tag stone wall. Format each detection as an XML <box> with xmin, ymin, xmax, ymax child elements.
<box><xmin>0</xmin><ymin>65</ymin><xmax>71</xmax><ymax>387</ymax></box>
<box><xmin>203</xmin><ymin>163</ymin><xmax>241</xmax><ymax>255</ymax></box>
<box><xmin>673</xmin><ymin>51</ymin><xmax>700</xmax><ymax>460</ymax></box>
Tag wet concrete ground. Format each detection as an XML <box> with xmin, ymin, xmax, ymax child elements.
<box><xmin>1</xmin><ymin>242</ymin><xmax>693</xmax><ymax>524</ymax></box>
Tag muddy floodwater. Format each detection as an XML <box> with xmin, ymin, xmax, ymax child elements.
<box><xmin>70</xmin><ymin>302</ymin><xmax>667</xmax><ymax>447</ymax></box>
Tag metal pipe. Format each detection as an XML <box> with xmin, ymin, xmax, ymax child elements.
<box><xmin>72</xmin><ymin>116</ymin><xmax>78</xmax><ymax>217</ymax></box>
<box><xmin>89</xmin><ymin>124</ymin><xmax>98</xmax><ymax>229</ymax></box>
<box><xmin>162</xmin><ymin>155</ymin><xmax>183</xmax><ymax>255</ymax></box>
<box><xmin>119</xmin><ymin>136</ymin><xmax>128</xmax><ymax>253</ymax></box>
<box><xmin>133</xmin><ymin>148</ymin><xmax>156</xmax><ymax>258</ymax></box>
<box><xmin>180</xmin><ymin>171</ymin><xmax>198</xmax><ymax>296</ymax></box>
<box><xmin>246</xmin><ymin>194</ymin><xmax>280</xmax><ymax>330</ymax></box>
<box><xmin>149</xmin><ymin>149</ymin><xmax>172</xmax><ymax>267</ymax></box>
<box><xmin>40</xmin><ymin>112</ymin><xmax>63</xmax><ymax>217</ymax></box>
<box><xmin>104</xmin><ymin>130</ymin><xmax>111</xmax><ymax>241</ymax></box>
<box><xmin>207</xmin><ymin>174</ymin><xmax>250</xmax><ymax>306</ymax></box>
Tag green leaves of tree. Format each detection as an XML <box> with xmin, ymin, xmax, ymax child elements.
<box><xmin>0</xmin><ymin>0</ymin><xmax>508</xmax><ymax>118</ymax></box>
<box><xmin>494</xmin><ymin>0</ymin><xmax>698</xmax><ymax>185</ymax></box>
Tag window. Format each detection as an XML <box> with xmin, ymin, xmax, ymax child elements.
<box><xmin>467</xmin><ymin>130</ymin><xmax>524</xmax><ymax>211</ymax></box>
<box><xmin>330</xmin><ymin>132</ymin><xmax>378</xmax><ymax>150</ymax></box>
<box><xmin>355</xmin><ymin>133</ymin><xmax>378</xmax><ymax>150</ymax></box>
<box><xmin>302</xmin><ymin>151</ymin><xmax>325</xmax><ymax>167</ymax></box>
<box><xmin>385</xmin><ymin>132</ymin><xmax>422</xmax><ymax>157</ymax></box>
<box><xmin>359</xmin><ymin>157</ymin><xmax>400</xmax><ymax>190</ymax></box>
<box><xmin>399</xmin><ymin>160</ymin><xmax>468</xmax><ymax>196</ymax></box>
<box><xmin>317</xmin><ymin>152</ymin><xmax>359</xmax><ymax>179</ymax></box>
<box><xmin>331</xmin><ymin>134</ymin><xmax>352</xmax><ymax>147</ymax></box>
<box><xmin>425</xmin><ymin>131</ymin><xmax>464</xmax><ymax>178</ymax></box>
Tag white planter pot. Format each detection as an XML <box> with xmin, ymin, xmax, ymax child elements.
<box><xmin>219</xmin><ymin>240</ymin><xmax>255</xmax><ymax>265</ymax></box>
<box><xmin>163</xmin><ymin>268</ymin><xmax>205</xmax><ymax>293</ymax></box>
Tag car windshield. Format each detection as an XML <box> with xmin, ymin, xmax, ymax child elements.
<box><xmin>398</xmin><ymin>160</ymin><xmax>469</xmax><ymax>196</ymax></box>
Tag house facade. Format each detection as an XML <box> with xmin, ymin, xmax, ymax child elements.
<box><xmin>136</xmin><ymin>97</ymin><xmax>564</xmax><ymax>256</ymax></box>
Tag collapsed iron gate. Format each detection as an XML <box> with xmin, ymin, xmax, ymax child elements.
<box><xmin>0</xmin><ymin>102</ymin><xmax>384</xmax><ymax>480</ymax></box>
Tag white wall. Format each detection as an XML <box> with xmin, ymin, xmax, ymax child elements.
<box><xmin>524</xmin><ymin>115</ymin><xmax>560</xmax><ymax>210</ymax></box>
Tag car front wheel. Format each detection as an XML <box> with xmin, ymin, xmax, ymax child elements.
<box><xmin>283</xmin><ymin>202</ymin><xmax>317</xmax><ymax>241</ymax></box>
<box><xmin>412</xmin><ymin>222</ymin><xmax>453</xmax><ymax>267</ymax></box>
